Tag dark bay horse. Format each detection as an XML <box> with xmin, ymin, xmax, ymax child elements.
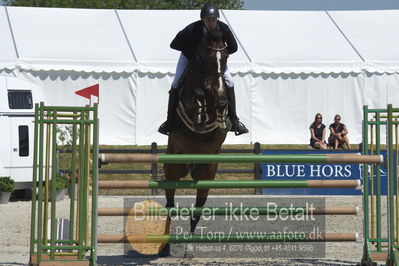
<box><xmin>164</xmin><ymin>29</ymin><xmax>231</xmax><ymax>234</ymax></box>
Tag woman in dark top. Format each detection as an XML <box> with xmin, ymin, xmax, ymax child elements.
<box><xmin>309</xmin><ymin>113</ymin><xmax>327</xmax><ymax>149</ymax></box>
<box><xmin>328</xmin><ymin>114</ymin><xmax>350</xmax><ymax>149</ymax></box>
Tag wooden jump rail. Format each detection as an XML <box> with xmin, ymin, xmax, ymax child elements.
<box><xmin>96</xmin><ymin>153</ymin><xmax>369</xmax><ymax>248</ymax></box>
<box><xmin>97</xmin><ymin>233</ymin><xmax>359</xmax><ymax>243</ymax></box>
<box><xmin>98</xmin><ymin>206</ymin><xmax>359</xmax><ymax>216</ymax></box>
<box><xmin>99</xmin><ymin>153</ymin><xmax>384</xmax><ymax>164</ymax></box>
<box><xmin>98</xmin><ymin>179</ymin><xmax>361</xmax><ymax>189</ymax></box>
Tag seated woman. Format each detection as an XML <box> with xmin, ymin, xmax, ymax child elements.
<box><xmin>309</xmin><ymin>113</ymin><xmax>327</xmax><ymax>150</ymax></box>
<box><xmin>328</xmin><ymin>114</ymin><xmax>350</xmax><ymax>149</ymax></box>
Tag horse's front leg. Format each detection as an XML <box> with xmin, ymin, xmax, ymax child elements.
<box><xmin>164</xmin><ymin>177</ymin><xmax>176</xmax><ymax>234</ymax></box>
<box><xmin>164</xmin><ymin>162</ymin><xmax>189</xmax><ymax>231</ymax></box>
<box><xmin>190</xmin><ymin>188</ymin><xmax>209</xmax><ymax>233</ymax></box>
<box><xmin>165</xmin><ymin>189</ymin><xmax>176</xmax><ymax>208</ymax></box>
<box><xmin>157</xmin><ymin>188</ymin><xmax>175</xmax><ymax>258</ymax></box>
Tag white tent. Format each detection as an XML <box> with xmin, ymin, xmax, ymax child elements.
<box><xmin>1</xmin><ymin>6</ymin><xmax>399</xmax><ymax>145</ymax></box>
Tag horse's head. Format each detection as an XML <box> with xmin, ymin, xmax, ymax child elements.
<box><xmin>198</xmin><ymin>30</ymin><xmax>230</xmax><ymax>131</ymax></box>
<box><xmin>200</xmin><ymin>30</ymin><xmax>229</xmax><ymax>84</ymax></box>
<box><xmin>177</xmin><ymin>29</ymin><xmax>230</xmax><ymax>135</ymax></box>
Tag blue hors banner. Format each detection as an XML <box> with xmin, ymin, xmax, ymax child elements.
<box><xmin>263</xmin><ymin>163</ymin><xmax>353</xmax><ymax>179</ymax></box>
<box><xmin>261</xmin><ymin>150</ymin><xmax>363</xmax><ymax>195</ymax></box>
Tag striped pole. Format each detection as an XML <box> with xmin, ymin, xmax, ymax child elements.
<box><xmin>98</xmin><ymin>180</ymin><xmax>361</xmax><ymax>189</ymax></box>
<box><xmin>99</xmin><ymin>153</ymin><xmax>383</xmax><ymax>164</ymax></box>
<box><xmin>97</xmin><ymin>233</ymin><xmax>359</xmax><ymax>243</ymax></box>
<box><xmin>98</xmin><ymin>206</ymin><xmax>358</xmax><ymax>216</ymax></box>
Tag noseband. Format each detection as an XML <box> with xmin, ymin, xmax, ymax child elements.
<box><xmin>206</xmin><ymin>44</ymin><xmax>227</xmax><ymax>51</ymax></box>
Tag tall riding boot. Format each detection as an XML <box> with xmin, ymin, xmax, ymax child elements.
<box><xmin>227</xmin><ymin>86</ymin><xmax>249</xmax><ymax>136</ymax></box>
<box><xmin>158</xmin><ymin>88</ymin><xmax>179</xmax><ymax>135</ymax></box>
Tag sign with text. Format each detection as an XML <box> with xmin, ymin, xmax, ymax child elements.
<box><xmin>123</xmin><ymin>197</ymin><xmax>327</xmax><ymax>259</ymax></box>
<box><xmin>261</xmin><ymin>150</ymin><xmax>362</xmax><ymax>195</ymax></box>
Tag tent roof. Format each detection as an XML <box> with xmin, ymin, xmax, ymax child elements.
<box><xmin>329</xmin><ymin>10</ymin><xmax>399</xmax><ymax>73</ymax></box>
<box><xmin>117</xmin><ymin>9</ymin><xmax>250</xmax><ymax>73</ymax></box>
<box><xmin>224</xmin><ymin>10</ymin><xmax>362</xmax><ymax>74</ymax></box>
<box><xmin>0</xmin><ymin>6</ymin><xmax>398</xmax><ymax>74</ymax></box>
<box><xmin>4</xmin><ymin>7</ymin><xmax>136</xmax><ymax>73</ymax></box>
<box><xmin>0</xmin><ymin>7</ymin><xmax>17</xmax><ymax>67</ymax></box>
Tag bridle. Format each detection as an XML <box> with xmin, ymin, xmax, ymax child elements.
<box><xmin>176</xmin><ymin>39</ymin><xmax>230</xmax><ymax>134</ymax></box>
<box><xmin>206</xmin><ymin>44</ymin><xmax>227</xmax><ymax>51</ymax></box>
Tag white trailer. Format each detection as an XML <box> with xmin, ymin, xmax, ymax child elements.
<box><xmin>0</xmin><ymin>76</ymin><xmax>45</xmax><ymax>190</ymax></box>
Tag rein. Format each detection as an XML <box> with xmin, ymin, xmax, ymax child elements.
<box><xmin>207</xmin><ymin>44</ymin><xmax>227</xmax><ymax>51</ymax></box>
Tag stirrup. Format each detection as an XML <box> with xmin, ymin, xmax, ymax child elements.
<box><xmin>158</xmin><ymin>121</ymin><xmax>172</xmax><ymax>135</ymax></box>
<box><xmin>231</xmin><ymin>120</ymin><xmax>249</xmax><ymax>136</ymax></box>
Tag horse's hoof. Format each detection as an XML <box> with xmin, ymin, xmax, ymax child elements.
<box><xmin>158</xmin><ymin>243</ymin><xmax>171</xmax><ymax>257</ymax></box>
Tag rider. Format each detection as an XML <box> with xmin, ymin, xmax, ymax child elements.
<box><xmin>158</xmin><ymin>3</ymin><xmax>249</xmax><ymax>136</ymax></box>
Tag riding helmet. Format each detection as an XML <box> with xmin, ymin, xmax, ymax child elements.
<box><xmin>200</xmin><ymin>3</ymin><xmax>220</xmax><ymax>19</ymax></box>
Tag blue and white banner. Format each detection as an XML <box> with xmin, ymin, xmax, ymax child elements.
<box><xmin>261</xmin><ymin>150</ymin><xmax>363</xmax><ymax>195</ymax></box>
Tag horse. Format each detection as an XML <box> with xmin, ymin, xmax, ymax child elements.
<box><xmin>163</xmin><ymin>29</ymin><xmax>231</xmax><ymax>235</ymax></box>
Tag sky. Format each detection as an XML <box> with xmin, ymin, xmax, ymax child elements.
<box><xmin>243</xmin><ymin>0</ymin><xmax>399</xmax><ymax>10</ymax></box>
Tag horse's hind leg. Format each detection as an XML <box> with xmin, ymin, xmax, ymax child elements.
<box><xmin>190</xmin><ymin>188</ymin><xmax>209</xmax><ymax>233</ymax></box>
<box><xmin>160</xmin><ymin>164</ymin><xmax>187</xmax><ymax>257</ymax></box>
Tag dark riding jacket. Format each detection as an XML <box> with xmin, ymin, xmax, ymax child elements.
<box><xmin>170</xmin><ymin>20</ymin><xmax>238</xmax><ymax>60</ymax></box>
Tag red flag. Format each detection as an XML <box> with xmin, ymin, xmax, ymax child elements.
<box><xmin>75</xmin><ymin>84</ymin><xmax>99</xmax><ymax>105</ymax></box>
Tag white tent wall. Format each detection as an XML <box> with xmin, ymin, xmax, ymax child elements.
<box><xmin>364</xmin><ymin>73</ymin><xmax>399</xmax><ymax>108</ymax></box>
<box><xmin>361</xmin><ymin>72</ymin><xmax>399</xmax><ymax>144</ymax></box>
<box><xmin>224</xmin><ymin>10</ymin><xmax>366</xmax><ymax>145</ymax></box>
<box><xmin>6</xmin><ymin>69</ymin><xmax>394</xmax><ymax>146</ymax></box>
<box><xmin>135</xmin><ymin>72</ymin><xmax>171</xmax><ymax>145</ymax></box>
<box><xmin>134</xmin><ymin>72</ymin><xmax>252</xmax><ymax>145</ymax></box>
<box><xmin>1</xmin><ymin>7</ymin><xmax>399</xmax><ymax>146</ymax></box>
<box><xmin>251</xmin><ymin>72</ymin><xmax>364</xmax><ymax>144</ymax></box>
<box><xmin>224</xmin><ymin>73</ymin><xmax>252</xmax><ymax>144</ymax></box>
<box><xmin>12</xmin><ymin>70</ymin><xmax>138</xmax><ymax>145</ymax></box>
